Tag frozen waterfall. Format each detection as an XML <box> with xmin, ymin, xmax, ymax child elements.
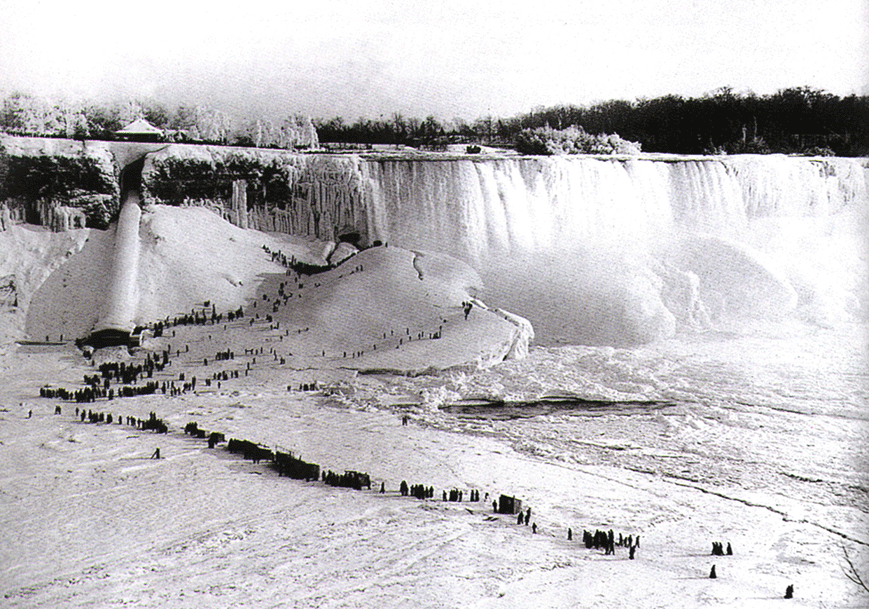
<box><xmin>359</xmin><ymin>155</ymin><xmax>868</xmax><ymax>345</ymax></box>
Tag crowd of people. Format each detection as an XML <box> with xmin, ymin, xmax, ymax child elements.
<box><xmin>29</xmin><ymin>402</ymin><xmax>795</xmax><ymax>596</ymax></box>
<box><xmin>582</xmin><ymin>528</ymin><xmax>640</xmax><ymax>558</ymax></box>
<box><xmin>41</xmin><ymin>380</ymin><xmax>160</xmax><ymax>402</ymax></box>
<box><xmin>42</xmin><ymin>245</ymin><xmax>484</xmax><ymax>414</ymax></box>
<box><xmin>262</xmin><ymin>244</ymin><xmax>334</xmax><ymax>276</ymax></box>
<box><xmin>711</xmin><ymin>541</ymin><xmax>733</xmax><ymax>556</ymax></box>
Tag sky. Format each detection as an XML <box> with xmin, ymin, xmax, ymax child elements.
<box><xmin>0</xmin><ymin>0</ymin><xmax>866</xmax><ymax>122</ymax></box>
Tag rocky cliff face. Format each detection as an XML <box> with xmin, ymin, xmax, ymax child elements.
<box><xmin>0</xmin><ymin>134</ymin><xmax>321</xmax><ymax>234</ymax></box>
<box><xmin>141</xmin><ymin>145</ymin><xmax>366</xmax><ymax>243</ymax></box>
<box><xmin>0</xmin><ymin>136</ymin><xmax>119</xmax><ymax>230</ymax></box>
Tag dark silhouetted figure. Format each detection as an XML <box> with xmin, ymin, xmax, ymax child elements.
<box><xmin>27</xmin><ymin>409</ymin><xmax>32</xmax><ymax>418</ymax></box>
<box><xmin>784</xmin><ymin>584</ymin><xmax>793</xmax><ymax>599</ymax></box>
<box><xmin>517</xmin><ymin>513</ymin><xmax>523</xmax><ymax>525</ymax></box>
<box><xmin>726</xmin><ymin>542</ymin><xmax>732</xmax><ymax>555</ymax></box>
<box><xmin>151</xmin><ymin>447</ymin><xmax>161</xmax><ymax>460</ymax></box>
<box><xmin>709</xmin><ymin>565</ymin><xmax>717</xmax><ymax>579</ymax></box>
<box><xmin>532</xmin><ymin>522</ymin><xmax>537</xmax><ymax>534</ymax></box>
<box><xmin>493</xmin><ymin>500</ymin><xmax>498</xmax><ymax>512</ymax></box>
<box><xmin>568</xmin><ymin>528</ymin><xmax>572</xmax><ymax>541</ymax></box>
<box><xmin>629</xmin><ymin>544</ymin><xmax>636</xmax><ymax>560</ymax></box>
<box><xmin>380</xmin><ymin>482</ymin><xmax>385</xmax><ymax>494</ymax></box>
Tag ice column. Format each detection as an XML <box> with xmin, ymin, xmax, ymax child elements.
<box><xmin>93</xmin><ymin>190</ymin><xmax>141</xmax><ymax>335</ymax></box>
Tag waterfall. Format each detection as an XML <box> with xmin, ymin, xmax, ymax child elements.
<box><xmin>138</xmin><ymin>144</ymin><xmax>868</xmax><ymax>345</ymax></box>
<box><xmin>360</xmin><ymin>155</ymin><xmax>868</xmax><ymax>345</ymax></box>
<box><xmin>362</xmin><ymin>156</ymin><xmax>866</xmax><ymax>260</ymax></box>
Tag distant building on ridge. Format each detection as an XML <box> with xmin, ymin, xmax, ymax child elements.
<box><xmin>115</xmin><ymin>118</ymin><xmax>164</xmax><ymax>143</ymax></box>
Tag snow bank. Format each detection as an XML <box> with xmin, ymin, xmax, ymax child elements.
<box><xmin>273</xmin><ymin>246</ymin><xmax>531</xmax><ymax>373</ymax></box>
<box><xmin>0</xmin><ymin>223</ymin><xmax>93</xmax><ymax>344</ymax></box>
<box><xmin>10</xmin><ymin>204</ymin><xmax>530</xmax><ymax>371</ymax></box>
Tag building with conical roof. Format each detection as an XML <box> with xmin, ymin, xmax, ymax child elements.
<box><xmin>115</xmin><ymin>118</ymin><xmax>164</xmax><ymax>142</ymax></box>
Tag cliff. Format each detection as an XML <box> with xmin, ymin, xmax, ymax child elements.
<box><xmin>0</xmin><ymin>136</ymin><xmax>119</xmax><ymax>230</ymax></box>
<box><xmin>140</xmin><ymin>144</ymin><xmax>366</xmax><ymax>242</ymax></box>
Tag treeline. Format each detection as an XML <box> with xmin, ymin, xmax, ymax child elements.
<box><xmin>0</xmin><ymin>94</ymin><xmax>318</xmax><ymax>149</ymax></box>
<box><xmin>4</xmin><ymin>88</ymin><xmax>867</xmax><ymax>155</ymax></box>
<box><xmin>509</xmin><ymin>87</ymin><xmax>869</xmax><ymax>156</ymax></box>
<box><xmin>514</xmin><ymin>126</ymin><xmax>641</xmax><ymax>155</ymax></box>
<box><xmin>315</xmin><ymin>114</ymin><xmax>454</xmax><ymax>149</ymax></box>
<box><xmin>316</xmin><ymin>87</ymin><xmax>869</xmax><ymax>156</ymax></box>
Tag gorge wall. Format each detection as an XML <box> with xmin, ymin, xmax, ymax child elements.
<box><xmin>139</xmin><ymin>144</ymin><xmax>367</xmax><ymax>241</ymax></box>
<box><xmin>0</xmin><ymin>136</ymin><xmax>119</xmax><ymax>231</ymax></box>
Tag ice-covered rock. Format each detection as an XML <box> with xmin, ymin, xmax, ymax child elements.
<box><xmin>667</xmin><ymin>235</ymin><xmax>798</xmax><ymax>319</ymax></box>
<box><xmin>0</xmin><ymin>135</ymin><xmax>119</xmax><ymax>230</ymax></box>
<box><xmin>328</xmin><ymin>242</ymin><xmax>358</xmax><ymax>266</ymax></box>
<box><xmin>141</xmin><ymin>145</ymin><xmax>367</xmax><ymax>242</ymax></box>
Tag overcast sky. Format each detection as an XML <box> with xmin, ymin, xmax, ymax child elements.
<box><xmin>0</xmin><ymin>0</ymin><xmax>866</xmax><ymax>121</ymax></box>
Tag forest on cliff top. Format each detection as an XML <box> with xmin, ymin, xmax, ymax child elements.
<box><xmin>2</xmin><ymin>87</ymin><xmax>867</xmax><ymax>156</ymax></box>
<box><xmin>317</xmin><ymin>87</ymin><xmax>869</xmax><ymax>156</ymax></box>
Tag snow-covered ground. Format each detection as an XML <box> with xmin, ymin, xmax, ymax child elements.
<box><xmin>0</xmin><ymin>205</ymin><xmax>866</xmax><ymax>608</ymax></box>
<box><xmin>2</xmin><ymin>368</ymin><xmax>866</xmax><ymax>608</ymax></box>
